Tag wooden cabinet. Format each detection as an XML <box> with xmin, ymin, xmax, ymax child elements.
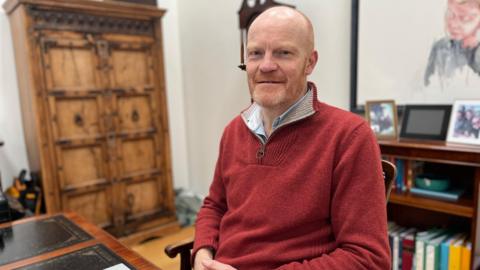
<box><xmin>379</xmin><ymin>139</ymin><xmax>480</xmax><ymax>269</ymax></box>
<box><xmin>3</xmin><ymin>0</ymin><xmax>178</xmax><ymax>244</ymax></box>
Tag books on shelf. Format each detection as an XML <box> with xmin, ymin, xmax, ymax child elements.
<box><xmin>448</xmin><ymin>234</ymin><xmax>467</xmax><ymax>270</ymax></box>
<box><xmin>388</xmin><ymin>222</ymin><xmax>416</xmax><ymax>270</ymax></box>
<box><xmin>440</xmin><ymin>233</ymin><xmax>464</xmax><ymax>270</ymax></box>
<box><xmin>425</xmin><ymin>232</ymin><xmax>453</xmax><ymax>270</ymax></box>
<box><xmin>402</xmin><ymin>228</ymin><xmax>416</xmax><ymax>270</ymax></box>
<box><xmin>410</xmin><ymin>187</ymin><xmax>465</xmax><ymax>202</ymax></box>
<box><xmin>460</xmin><ymin>241</ymin><xmax>471</xmax><ymax>270</ymax></box>
<box><xmin>386</xmin><ymin>158</ymin><xmax>424</xmax><ymax>193</ymax></box>
<box><xmin>388</xmin><ymin>224</ymin><xmax>470</xmax><ymax>270</ymax></box>
<box><xmin>414</xmin><ymin>228</ymin><xmax>446</xmax><ymax>270</ymax></box>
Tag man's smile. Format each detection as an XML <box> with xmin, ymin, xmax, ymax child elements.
<box><xmin>256</xmin><ymin>80</ymin><xmax>284</xmax><ymax>84</ymax></box>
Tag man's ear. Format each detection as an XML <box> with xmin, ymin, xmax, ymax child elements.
<box><xmin>305</xmin><ymin>50</ymin><xmax>318</xmax><ymax>75</ymax></box>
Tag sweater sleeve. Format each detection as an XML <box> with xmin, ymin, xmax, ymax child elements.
<box><xmin>275</xmin><ymin>121</ymin><xmax>391</xmax><ymax>270</ymax></box>
<box><xmin>191</xmin><ymin>135</ymin><xmax>228</xmax><ymax>263</ymax></box>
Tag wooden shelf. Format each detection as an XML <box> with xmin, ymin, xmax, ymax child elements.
<box><xmin>389</xmin><ymin>191</ymin><xmax>474</xmax><ymax>218</ymax></box>
<box><xmin>379</xmin><ymin>139</ymin><xmax>480</xmax><ymax>166</ymax></box>
<box><xmin>380</xmin><ymin>138</ymin><xmax>480</xmax><ymax>269</ymax></box>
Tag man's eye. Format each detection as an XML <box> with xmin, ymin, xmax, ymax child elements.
<box><xmin>276</xmin><ymin>50</ymin><xmax>291</xmax><ymax>56</ymax></box>
<box><xmin>248</xmin><ymin>51</ymin><xmax>262</xmax><ymax>57</ymax></box>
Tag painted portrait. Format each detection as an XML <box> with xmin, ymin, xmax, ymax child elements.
<box><xmin>425</xmin><ymin>0</ymin><xmax>480</xmax><ymax>86</ymax></box>
<box><xmin>355</xmin><ymin>0</ymin><xmax>480</xmax><ymax>108</ymax></box>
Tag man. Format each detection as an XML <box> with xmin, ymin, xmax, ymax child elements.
<box><xmin>424</xmin><ymin>0</ymin><xmax>480</xmax><ymax>86</ymax></box>
<box><xmin>193</xmin><ymin>6</ymin><xmax>390</xmax><ymax>270</ymax></box>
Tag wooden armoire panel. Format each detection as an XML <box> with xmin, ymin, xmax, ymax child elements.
<box><xmin>54</xmin><ymin>97</ymin><xmax>102</xmax><ymax>139</ymax></box>
<box><xmin>41</xmin><ymin>37</ymin><xmax>101</xmax><ymax>92</ymax></box>
<box><xmin>47</xmin><ymin>45</ymin><xmax>98</xmax><ymax>90</ymax></box>
<box><xmin>4</xmin><ymin>0</ymin><xmax>178</xmax><ymax>244</ymax></box>
<box><xmin>59</xmin><ymin>144</ymin><xmax>108</xmax><ymax>189</ymax></box>
<box><xmin>117</xmin><ymin>94</ymin><xmax>154</xmax><ymax>132</ymax></box>
<box><xmin>125</xmin><ymin>179</ymin><xmax>162</xmax><ymax>219</ymax></box>
<box><xmin>64</xmin><ymin>188</ymin><xmax>112</xmax><ymax>227</ymax></box>
<box><xmin>121</xmin><ymin>137</ymin><xmax>157</xmax><ymax>175</ymax></box>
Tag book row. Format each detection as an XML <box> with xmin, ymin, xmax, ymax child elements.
<box><xmin>388</xmin><ymin>222</ymin><xmax>471</xmax><ymax>270</ymax></box>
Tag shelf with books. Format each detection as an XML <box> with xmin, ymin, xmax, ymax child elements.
<box><xmin>378</xmin><ymin>139</ymin><xmax>480</xmax><ymax>270</ymax></box>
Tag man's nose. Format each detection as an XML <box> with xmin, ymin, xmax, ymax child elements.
<box><xmin>259</xmin><ymin>55</ymin><xmax>278</xmax><ymax>72</ymax></box>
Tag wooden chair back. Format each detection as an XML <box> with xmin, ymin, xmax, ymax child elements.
<box><xmin>382</xmin><ymin>159</ymin><xmax>396</xmax><ymax>202</ymax></box>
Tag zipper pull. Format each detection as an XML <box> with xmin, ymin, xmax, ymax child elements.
<box><xmin>256</xmin><ymin>145</ymin><xmax>265</xmax><ymax>159</ymax></box>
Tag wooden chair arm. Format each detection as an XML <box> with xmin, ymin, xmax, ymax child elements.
<box><xmin>164</xmin><ymin>237</ymin><xmax>194</xmax><ymax>258</ymax></box>
<box><xmin>164</xmin><ymin>237</ymin><xmax>194</xmax><ymax>270</ymax></box>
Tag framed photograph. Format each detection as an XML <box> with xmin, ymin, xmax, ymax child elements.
<box><xmin>400</xmin><ymin>105</ymin><xmax>452</xmax><ymax>140</ymax></box>
<box><xmin>365</xmin><ymin>100</ymin><xmax>398</xmax><ymax>140</ymax></box>
<box><xmin>350</xmin><ymin>0</ymin><xmax>480</xmax><ymax>113</ymax></box>
<box><xmin>447</xmin><ymin>100</ymin><xmax>480</xmax><ymax>145</ymax></box>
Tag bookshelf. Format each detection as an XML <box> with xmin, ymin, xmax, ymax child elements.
<box><xmin>379</xmin><ymin>139</ymin><xmax>480</xmax><ymax>269</ymax></box>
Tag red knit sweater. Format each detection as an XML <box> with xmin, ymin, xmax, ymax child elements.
<box><xmin>193</xmin><ymin>90</ymin><xmax>391</xmax><ymax>269</ymax></box>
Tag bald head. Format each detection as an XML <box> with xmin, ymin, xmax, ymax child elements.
<box><xmin>248</xmin><ymin>6</ymin><xmax>315</xmax><ymax>54</ymax></box>
<box><xmin>245</xmin><ymin>6</ymin><xmax>318</xmax><ymax>118</ymax></box>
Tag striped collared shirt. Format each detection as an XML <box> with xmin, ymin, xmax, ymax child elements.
<box><xmin>242</xmin><ymin>87</ymin><xmax>315</xmax><ymax>144</ymax></box>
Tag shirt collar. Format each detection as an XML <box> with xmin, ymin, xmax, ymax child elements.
<box><xmin>245</xmin><ymin>87</ymin><xmax>312</xmax><ymax>140</ymax></box>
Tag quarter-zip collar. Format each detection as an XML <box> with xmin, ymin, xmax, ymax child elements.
<box><xmin>241</xmin><ymin>82</ymin><xmax>317</xmax><ymax>144</ymax></box>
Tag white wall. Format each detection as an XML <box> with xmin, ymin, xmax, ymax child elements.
<box><xmin>157</xmin><ymin>0</ymin><xmax>190</xmax><ymax>190</ymax></box>
<box><xmin>0</xmin><ymin>11</ymin><xmax>30</xmax><ymax>190</ymax></box>
<box><xmin>176</xmin><ymin>0</ymin><xmax>352</xmax><ymax>196</ymax></box>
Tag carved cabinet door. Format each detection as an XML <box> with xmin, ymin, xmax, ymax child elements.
<box><xmin>103</xmin><ymin>34</ymin><xmax>169</xmax><ymax>234</ymax></box>
<box><xmin>39</xmin><ymin>30</ymin><xmax>170</xmax><ymax>233</ymax></box>
<box><xmin>40</xmin><ymin>32</ymin><xmax>114</xmax><ymax>228</ymax></box>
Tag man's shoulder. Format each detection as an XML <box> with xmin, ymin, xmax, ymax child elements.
<box><xmin>312</xmin><ymin>102</ymin><xmax>376</xmax><ymax>148</ymax></box>
<box><xmin>221</xmin><ymin>115</ymin><xmax>248</xmax><ymax>136</ymax></box>
<box><xmin>315</xmin><ymin>102</ymin><xmax>366</xmax><ymax>127</ymax></box>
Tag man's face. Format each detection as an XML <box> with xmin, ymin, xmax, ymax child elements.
<box><xmin>246</xmin><ymin>15</ymin><xmax>317</xmax><ymax>112</ymax></box>
<box><xmin>446</xmin><ymin>1</ymin><xmax>480</xmax><ymax>41</ymax></box>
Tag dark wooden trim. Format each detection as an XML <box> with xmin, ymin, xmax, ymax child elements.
<box><xmin>3</xmin><ymin>0</ymin><xmax>166</xmax><ymax>19</ymax></box>
<box><xmin>164</xmin><ymin>237</ymin><xmax>194</xmax><ymax>270</ymax></box>
<box><xmin>27</xmin><ymin>5</ymin><xmax>155</xmax><ymax>36</ymax></box>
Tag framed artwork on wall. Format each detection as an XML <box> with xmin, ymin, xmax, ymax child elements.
<box><xmin>365</xmin><ymin>100</ymin><xmax>398</xmax><ymax>140</ymax></box>
<box><xmin>400</xmin><ymin>105</ymin><xmax>452</xmax><ymax>140</ymax></box>
<box><xmin>350</xmin><ymin>0</ymin><xmax>480</xmax><ymax>113</ymax></box>
<box><xmin>447</xmin><ymin>100</ymin><xmax>480</xmax><ymax>145</ymax></box>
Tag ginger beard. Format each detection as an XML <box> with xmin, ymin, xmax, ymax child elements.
<box><xmin>247</xmin><ymin>57</ymin><xmax>310</xmax><ymax>110</ymax></box>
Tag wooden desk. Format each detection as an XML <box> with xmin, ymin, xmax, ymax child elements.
<box><xmin>0</xmin><ymin>212</ymin><xmax>160</xmax><ymax>269</ymax></box>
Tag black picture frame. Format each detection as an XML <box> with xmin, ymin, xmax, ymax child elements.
<box><xmin>349</xmin><ymin>0</ymin><xmax>360</xmax><ymax>113</ymax></box>
<box><xmin>400</xmin><ymin>105</ymin><xmax>452</xmax><ymax>140</ymax></box>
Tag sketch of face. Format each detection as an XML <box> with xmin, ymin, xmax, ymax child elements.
<box><xmin>446</xmin><ymin>0</ymin><xmax>480</xmax><ymax>47</ymax></box>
